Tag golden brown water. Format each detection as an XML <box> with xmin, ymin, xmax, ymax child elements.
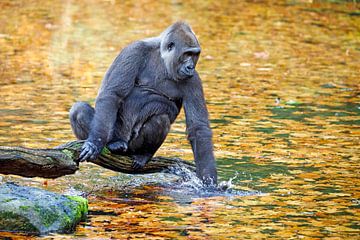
<box><xmin>0</xmin><ymin>0</ymin><xmax>360</xmax><ymax>239</ymax></box>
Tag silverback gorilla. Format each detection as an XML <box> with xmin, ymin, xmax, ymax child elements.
<box><xmin>69</xmin><ymin>22</ymin><xmax>217</xmax><ymax>185</ymax></box>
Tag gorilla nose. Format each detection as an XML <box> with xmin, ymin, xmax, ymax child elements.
<box><xmin>186</xmin><ymin>64</ymin><xmax>194</xmax><ymax>70</ymax></box>
<box><xmin>186</xmin><ymin>65</ymin><xmax>195</xmax><ymax>75</ymax></box>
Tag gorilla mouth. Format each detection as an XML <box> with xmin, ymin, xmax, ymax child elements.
<box><xmin>180</xmin><ymin>69</ymin><xmax>194</xmax><ymax>78</ymax></box>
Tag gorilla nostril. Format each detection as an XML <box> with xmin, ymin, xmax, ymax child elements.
<box><xmin>186</xmin><ymin>65</ymin><xmax>194</xmax><ymax>70</ymax></box>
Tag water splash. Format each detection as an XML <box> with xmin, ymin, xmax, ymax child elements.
<box><xmin>165</xmin><ymin>164</ymin><xmax>263</xmax><ymax>199</ymax></box>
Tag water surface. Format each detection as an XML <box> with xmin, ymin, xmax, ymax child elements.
<box><xmin>0</xmin><ymin>0</ymin><xmax>359</xmax><ymax>239</ymax></box>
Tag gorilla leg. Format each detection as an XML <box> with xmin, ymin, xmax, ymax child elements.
<box><xmin>69</xmin><ymin>101</ymin><xmax>94</xmax><ymax>140</ymax></box>
<box><xmin>106</xmin><ymin>104</ymin><xmax>140</xmax><ymax>154</ymax></box>
<box><xmin>109</xmin><ymin>91</ymin><xmax>178</xmax><ymax>155</ymax></box>
<box><xmin>128</xmin><ymin>114</ymin><xmax>171</xmax><ymax>169</ymax></box>
<box><xmin>70</xmin><ymin>101</ymin><xmax>129</xmax><ymax>153</ymax></box>
<box><xmin>106</xmin><ymin>115</ymin><xmax>130</xmax><ymax>153</ymax></box>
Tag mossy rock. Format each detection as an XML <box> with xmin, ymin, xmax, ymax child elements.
<box><xmin>0</xmin><ymin>182</ymin><xmax>88</xmax><ymax>235</ymax></box>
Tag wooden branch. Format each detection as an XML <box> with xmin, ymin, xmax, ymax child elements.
<box><xmin>0</xmin><ymin>140</ymin><xmax>195</xmax><ymax>178</ymax></box>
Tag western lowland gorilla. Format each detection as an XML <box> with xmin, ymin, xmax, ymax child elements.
<box><xmin>69</xmin><ymin>22</ymin><xmax>217</xmax><ymax>185</ymax></box>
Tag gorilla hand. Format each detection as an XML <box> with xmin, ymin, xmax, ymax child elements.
<box><xmin>79</xmin><ymin>141</ymin><xmax>101</xmax><ymax>162</ymax></box>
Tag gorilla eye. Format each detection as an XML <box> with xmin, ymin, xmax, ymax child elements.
<box><xmin>167</xmin><ymin>42</ymin><xmax>175</xmax><ymax>51</ymax></box>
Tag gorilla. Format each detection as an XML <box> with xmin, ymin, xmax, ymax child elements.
<box><xmin>69</xmin><ymin>22</ymin><xmax>217</xmax><ymax>185</ymax></box>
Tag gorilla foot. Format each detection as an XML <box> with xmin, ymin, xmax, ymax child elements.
<box><xmin>107</xmin><ymin>140</ymin><xmax>128</xmax><ymax>154</ymax></box>
<box><xmin>131</xmin><ymin>154</ymin><xmax>151</xmax><ymax>170</ymax></box>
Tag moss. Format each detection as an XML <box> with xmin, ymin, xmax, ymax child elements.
<box><xmin>44</xmin><ymin>211</ymin><xmax>58</xmax><ymax>228</ymax></box>
<box><xmin>61</xmin><ymin>149</ymin><xmax>75</xmax><ymax>159</ymax></box>
<box><xmin>59</xmin><ymin>215</ymin><xmax>73</xmax><ymax>233</ymax></box>
<box><xmin>0</xmin><ymin>184</ymin><xmax>88</xmax><ymax>234</ymax></box>
<box><xmin>33</xmin><ymin>205</ymin><xmax>58</xmax><ymax>228</ymax></box>
<box><xmin>101</xmin><ymin>147</ymin><xmax>111</xmax><ymax>155</ymax></box>
<box><xmin>19</xmin><ymin>205</ymin><xmax>30</xmax><ymax>211</ymax></box>
<box><xmin>66</xmin><ymin>196</ymin><xmax>88</xmax><ymax>221</ymax></box>
<box><xmin>0</xmin><ymin>211</ymin><xmax>38</xmax><ymax>234</ymax></box>
<box><xmin>0</xmin><ymin>198</ymin><xmax>14</xmax><ymax>203</ymax></box>
<box><xmin>58</xmin><ymin>196</ymin><xmax>88</xmax><ymax>232</ymax></box>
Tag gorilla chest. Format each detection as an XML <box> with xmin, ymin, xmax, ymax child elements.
<box><xmin>136</xmin><ymin>71</ymin><xmax>182</xmax><ymax>101</ymax></box>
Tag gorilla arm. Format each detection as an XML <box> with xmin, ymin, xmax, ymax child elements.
<box><xmin>79</xmin><ymin>43</ymin><xmax>144</xmax><ymax>161</ymax></box>
<box><xmin>182</xmin><ymin>73</ymin><xmax>218</xmax><ymax>185</ymax></box>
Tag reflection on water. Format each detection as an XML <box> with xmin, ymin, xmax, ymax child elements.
<box><xmin>0</xmin><ymin>0</ymin><xmax>360</xmax><ymax>239</ymax></box>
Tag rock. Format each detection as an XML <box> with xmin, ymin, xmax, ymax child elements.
<box><xmin>0</xmin><ymin>182</ymin><xmax>88</xmax><ymax>235</ymax></box>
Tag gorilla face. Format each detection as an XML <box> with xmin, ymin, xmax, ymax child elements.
<box><xmin>177</xmin><ymin>47</ymin><xmax>201</xmax><ymax>79</ymax></box>
<box><xmin>160</xmin><ymin>22</ymin><xmax>201</xmax><ymax>81</ymax></box>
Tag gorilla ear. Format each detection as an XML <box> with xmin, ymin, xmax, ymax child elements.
<box><xmin>167</xmin><ymin>42</ymin><xmax>175</xmax><ymax>51</ymax></box>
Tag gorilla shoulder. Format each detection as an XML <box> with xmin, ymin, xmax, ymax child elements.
<box><xmin>141</xmin><ymin>36</ymin><xmax>161</xmax><ymax>48</ymax></box>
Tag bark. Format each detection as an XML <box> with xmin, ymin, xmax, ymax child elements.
<box><xmin>0</xmin><ymin>140</ymin><xmax>195</xmax><ymax>178</ymax></box>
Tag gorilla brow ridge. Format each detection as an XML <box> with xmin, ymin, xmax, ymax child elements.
<box><xmin>167</xmin><ymin>28</ymin><xmax>199</xmax><ymax>51</ymax></box>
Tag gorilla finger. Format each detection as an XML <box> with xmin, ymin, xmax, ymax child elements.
<box><xmin>131</xmin><ymin>161</ymin><xmax>137</xmax><ymax>169</ymax></box>
<box><xmin>78</xmin><ymin>154</ymin><xmax>88</xmax><ymax>162</ymax></box>
<box><xmin>78</xmin><ymin>150</ymin><xmax>88</xmax><ymax>162</ymax></box>
<box><xmin>132</xmin><ymin>161</ymin><xmax>140</xmax><ymax>170</ymax></box>
<box><xmin>134</xmin><ymin>161</ymin><xmax>145</xmax><ymax>169</ymax></box>
<box><xmin>79</xmin><ymin>149</ymin><xmax>92</xmax><ymax>162</ymax></box>
<box><xmin>81</xmin><ymin>143</ymin><xmax>89</xmax><ymax>150</ymax></box>
<box><xmin>82</xmin><ymin>151</ymin><xmax>93</xmax><ymax>162</ymax></box>
<box><xmin>89</xmin><ymin>152</ymin><xmax>98</xmax><ymax>160</ymax></box>
<box><xmin>120</xmin><ymin>144</ymin><xmax>128</xmax><ymax>152</ymax></box>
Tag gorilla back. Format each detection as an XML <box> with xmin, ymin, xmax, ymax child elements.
<box><xmin>70</xmin><ymin>22</ymin><xmax>217</xmax><ymax>185</ymax></box>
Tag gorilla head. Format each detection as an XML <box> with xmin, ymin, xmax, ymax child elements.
<box><xmin>160</xmin><ymin>22</ymin><xmax>201</xmax><ymax>81</ymax></box>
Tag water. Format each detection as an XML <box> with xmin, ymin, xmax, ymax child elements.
<box><xmin>0</xmin><ymin>0</ymin><xmax>359</xmax><ymax>239</ymax></box>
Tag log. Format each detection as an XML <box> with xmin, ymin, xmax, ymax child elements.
<box><xmin>0</xmin><ymin>140</ymin><xmax>195</xmax><ymax>178</ymax></box>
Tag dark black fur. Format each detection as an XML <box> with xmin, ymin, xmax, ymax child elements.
<box><xmin>69</xmin><ymin>22</ymin><xmax>217</xmax><ymax>185</ymax></box>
